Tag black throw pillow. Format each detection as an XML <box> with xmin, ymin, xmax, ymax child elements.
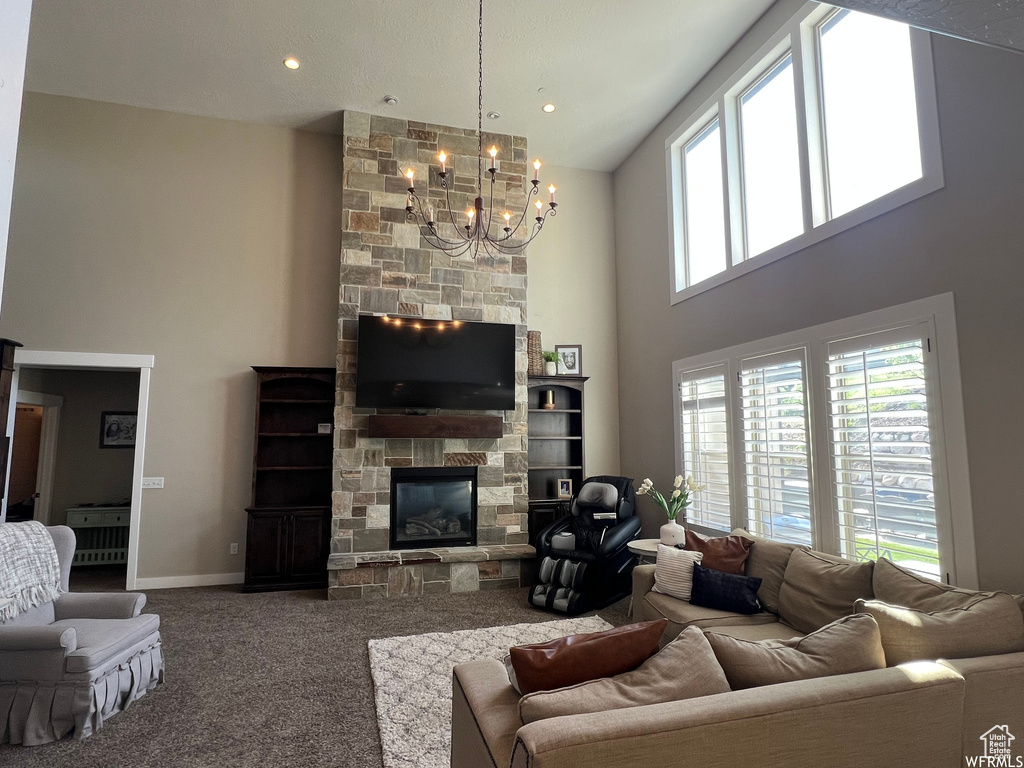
<box><xmin>689</xmin><ymin>563</ymin><xmax>763</xmax><ymax>614</ymax></box>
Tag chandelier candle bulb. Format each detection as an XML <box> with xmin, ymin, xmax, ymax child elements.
<box><xmin>427</xmin><ymin>205</ymin><xmax>435</xmax><ymax>225</ymax></box>
<box><xmin>548</xmin><ymin>184</ymin><xmax>556</xmax><ymax>203</ymax></box>
<box><xmin>401</xmin><ymin>0</ymin><xmax>560</xmax><ymax>259</ymax></box>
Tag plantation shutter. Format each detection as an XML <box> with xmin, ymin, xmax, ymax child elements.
<box><xmin>740</xmin><ymin>351</ymin><xmax>813</xmax><ymax>546</ymax></box>
<box><xmin>677</xmin><ymin>367</ymin><xmax>731</xmax><ymax>531</ymax></box>
<box><xmin>826</xmin><ymin>324</ymin><xmax>942</xmax><ymax>579</ymax></box>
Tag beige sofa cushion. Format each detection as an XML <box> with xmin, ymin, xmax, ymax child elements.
<box><xmin>856</xmin><ymin>595</ymin><xmax>1024</xmax><ymax>666</ymax></box>
<box><xmin>874</xmin><ymin>557</ymin><xmax>1024</xmax><ymax>625</ymax></box>
<box><xmin>778</xmin><ymin>549</ymin><xmax>874</xmax><ymax>633</ymax></box>
<box><xmin>639</xmin><ymin>590</ymin><xmax>778</xmax><ymax>634</ymax></box>
<box><xmin>705</xmin><ymin>613</ymin><xmax>885</xmax><ymax>690</ymax></box>
<box><xmin>453</xmin><ymin>659</ymin><xmax>523</xmax><ymax>768</ymax></box>
<box><xmin>518</xmin><ymin>626</ymin><xmax>730</xmax><ymax>724</ymax></box>
<box><xmin>705</xmin><ymin>623</ymin><xmax>805</xmax><ymax>642</ymax></box>
<box><xmin>730</xmin><ymin>528</ymin><xmax>801</xmax><ymax>614</ymax></box>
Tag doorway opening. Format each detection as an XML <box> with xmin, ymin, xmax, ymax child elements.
<box><xmin>3</xmin><ymin>351</ymin><xmax>154</xmax><ymax>591</ymax></box>
<box><xmin>7</xmin><ymin>403</ymin><xmax>43</xmax><ymax>521</ymax></box>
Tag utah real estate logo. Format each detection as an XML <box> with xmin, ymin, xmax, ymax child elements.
<box><xmin>967</xmin><ymin>726</ymin><xmax>1022</xmax><ymax>767</ymax></box>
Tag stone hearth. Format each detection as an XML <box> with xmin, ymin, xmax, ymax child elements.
<box><xmin>328</xmin><ymin>110</ymin><xmax>535</xmax><ymax>599</ymax></box>
<box><xmin>327</xmin><ymin>544</ymin><xmax>535</xmax><ymax>599</ymax></box>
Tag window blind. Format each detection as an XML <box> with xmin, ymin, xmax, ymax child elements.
<box><xmin>740</xmin><ymin>353</ymin><xmax>813</xmax><ymax>546</ymax></box>
<box><xmin>826</xmin><ymin>330</ymin><xmax>940</xmax><ymax>579</ymax></box>
<box><xmin>678</xmin><ymin>369</ymin><xmax>731</xmax><ymax>531</ymax></box>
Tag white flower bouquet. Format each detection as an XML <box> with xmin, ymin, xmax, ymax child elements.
<box><xmin>636</xmin><ymin>475</ymin><xmax>705</xmax><ymax>524</ymax></box>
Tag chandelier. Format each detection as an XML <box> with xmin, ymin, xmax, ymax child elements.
<box><xmin>404</xmin><ymin>0</ymin><xmax>558</xmax><ymax>260</ymax></box>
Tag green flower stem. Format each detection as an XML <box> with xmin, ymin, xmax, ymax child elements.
<box><xmin>647</xmin><ymin>487</ymin><xmax>691</xmax><ymax>521</ymax></box>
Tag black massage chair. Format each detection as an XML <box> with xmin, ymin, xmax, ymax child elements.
<box><xmin>528</xmin><ymin>475</ymin><xmax>641</xmax><ymax>615</ymax></box>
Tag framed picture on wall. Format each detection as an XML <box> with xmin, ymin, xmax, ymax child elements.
<box><xmin>555</xmin><ymin>344</ymin><xmax>582</xmax><ymax>376</ymax></box>
<box><xmin>100</xmin><ymin>412</ymin><xmax>137</xmax><ymax>448</ymax></box>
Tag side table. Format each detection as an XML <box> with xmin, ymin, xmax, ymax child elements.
<box><xmin>627</xmin><ymin>538</ymin><xmax>660</xmax><ymax>564</ymax></box>
<box><xmin>626</xmin><ymin>538</ymin><xmax>662</xmax><ymax>617</ymax></box>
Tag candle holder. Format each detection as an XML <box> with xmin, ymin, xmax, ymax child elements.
<box><xmin>542</xmin><ymin>390</ymin><xmax>556</xmax><ymax>410</ymax></box>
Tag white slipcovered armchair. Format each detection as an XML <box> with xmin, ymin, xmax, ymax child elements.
<box><xmin>0</xmin><ymin>525</ymin><xmax>163</xmax><ymax>745</ymax></box>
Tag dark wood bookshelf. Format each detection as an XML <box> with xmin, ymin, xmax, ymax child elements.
<box><xmin>527</xmin><ymin>375</ymin><xmax>588</xmax><ymax>545</ymax></box>
<box><xmin>243</xmin><ymin>367</ymin><xmax>334</xmax><ymax>593</ymax></box>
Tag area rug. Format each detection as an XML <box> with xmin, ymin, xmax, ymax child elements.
<box><xmin>368</xmin><ymin>615</ymin><xmax>613</xmax><ymax>768</ymax></box>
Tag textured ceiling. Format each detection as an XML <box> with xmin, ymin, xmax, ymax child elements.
<box><xmin>22</xmin><ymin>0</ymin><xmax>773</xmax><ymax>172</ymax></box>
<box><xmin>822</xmin><ymin>0</ymin><xmax>1024</xmax><ymax>52</ymax></box>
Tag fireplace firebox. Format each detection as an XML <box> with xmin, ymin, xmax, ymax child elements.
<box><xmin>389</xmin><ymin>467</ymin><xmax>477</xmax><ymax>550</ymax></box>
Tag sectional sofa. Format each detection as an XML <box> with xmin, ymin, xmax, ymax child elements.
<box><xmin>451</xmin><ymin>530</ymin><xmax>1024</xmax><ymax>768</ymax></box>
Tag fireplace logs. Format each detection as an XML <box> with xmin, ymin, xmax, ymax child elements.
<box><xmin>405</xmin><ymin>506</ymin><xmax>463</xmax><ymax>537</ymax></box>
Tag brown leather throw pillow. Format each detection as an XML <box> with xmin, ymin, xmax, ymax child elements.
<box><xmin>509</xmin><ymin>619</ymin><xmax>667</xmax><ymax>696</ymax></box>
<box><xmin>683</xmin><ymin>530</ymin><xmax>752</xmax><ymax>575</ymax></box>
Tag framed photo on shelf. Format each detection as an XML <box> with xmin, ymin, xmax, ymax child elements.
<box><xmin>100</xmin><ymin>412</ymin><xmax>137</xmax><ymax>448</ymax></box>
<box><xmin>557</xmin><ymin>478</ymin><xmax>573</xmax><ymax>499</ymax></box>
<box><xmin>555</xmin><ymin>344</ymin><xmax>582</xmax><ymax>376</ymax></box>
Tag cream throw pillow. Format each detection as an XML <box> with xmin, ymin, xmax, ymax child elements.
<box><xmin>652</xmin><ymin>544</ymin><xmax>703</xmax><ymax>601</ymax></box>
<box><xmin>855</xmin><ymin>595</ymin><xmax>1024</xmax><ymax>666</ymax></box>
<box><xmin>705</xmin><ymin>613</ymin><xmax>886</xmax><ymax>690</ymax></box>
<box><xmin>518</xmin><ymin>626</ymin><xmax>730</xmax><ymax>723</ymax></box>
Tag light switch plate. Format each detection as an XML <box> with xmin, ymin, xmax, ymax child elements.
<box><xmin>141</xmin><ymin>477</ymin><xmax>164</xmax><ymax>489</ymax></box>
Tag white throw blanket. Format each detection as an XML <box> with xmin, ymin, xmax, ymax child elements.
<box><xmin>0</xmin><ymin>521</ymin><xmax>62</xmax><ymax>622</ymax></box>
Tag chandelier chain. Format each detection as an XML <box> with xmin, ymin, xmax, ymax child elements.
<box><xmin>403</xmin><ymin>0</ymin><xmax>558</xmax><ymax>260</ymax></box>
<box><xmin>477</xmin><ymin>0</ymin><xmax>484</xmax><ymax>196</ymax></box>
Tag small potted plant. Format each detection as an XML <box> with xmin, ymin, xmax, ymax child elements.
<box><xmin>542</xmin><ymin>351</ymin><xmax>559</xmax><ymax>375</ymax></box>
<box><xmin>636</xmin><ymin>475</ymin><xmax>705</xmax><ymax>546</ymax></box>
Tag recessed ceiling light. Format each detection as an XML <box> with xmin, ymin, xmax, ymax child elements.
<box><xmin>542</xmin><ymin>103</ymin><xmax>556</xmax><ymax>113</ymax></box>
<box><xmin>283</xmin><ymin>57</ymin><xmax>300</xmax><ymax>70</ymax></box>
<box><xmin>383</xmin><ymin>95</ymin><xmax>399</xmax><ymax>106</ymax></box>
<box><xmin>487</xmin><ymin>111</ymin><xmax>501</xmax><ymax>120</ymax></box>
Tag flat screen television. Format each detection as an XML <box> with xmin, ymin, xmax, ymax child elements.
<box><xmin>355</xmin><ymin>315</ymin><xmax>516</xmax><ymax>410</ymax></box>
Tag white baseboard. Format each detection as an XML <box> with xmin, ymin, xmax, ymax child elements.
<box><xmin>133</xmin><ymin>572</ymin><xmax>245</xmax><ymax>590</ymax></box>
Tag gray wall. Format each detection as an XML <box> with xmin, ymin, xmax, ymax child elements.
<box><xmin>613</xmin><ymin>0</ymin><xmax>1024</xmax><ymax>593</ymax></box>
<box><xmin>528</xmin><ymin>164</ymin><xmax>620</xmax><ymax>477</ymax></box>
<box><xmin>18</xmin><ymin>368</ymin><xmax>138</xmax><ymax>525</ymax></box>
<box><xmin>1</xmin><ymin>93</ymin><xmax>343</xmax><ymax>581</ymax></box>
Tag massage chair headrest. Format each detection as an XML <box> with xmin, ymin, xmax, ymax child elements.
<box><xmin>571</xmin><ymin>482</ymin><xmax>620</xmax><ymax>522</ymax></box>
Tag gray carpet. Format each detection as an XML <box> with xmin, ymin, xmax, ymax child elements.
<box><xmin>0</xmin><ymin>583</ymin><xmax>630</xmax><ymax>767</ymax></box>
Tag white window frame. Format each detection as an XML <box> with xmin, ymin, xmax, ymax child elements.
<box><xmin>666</xmin><ymin>2</ymin><xmax>943</xmax><ymax>304</ymax></box>
<box><xmin>671</xmin><ymin>293</ymin><xmax>977</xmax><ymax>588</ymax></box>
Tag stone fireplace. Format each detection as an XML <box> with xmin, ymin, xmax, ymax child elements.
<box><xmin>327</xmin><ymin>110</ymin><xmax>535</xmax><ymax>599</ymax></box>
<box><xmin>390</xmin><ymin>467</ymin><xmax>477</xmax><ymax>550</ymax></box>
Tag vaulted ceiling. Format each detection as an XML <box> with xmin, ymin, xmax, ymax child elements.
<box><xmin>23</xmin><ymin>0</ymin><xmax>774</xmax><ymax>172</ymax></box>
